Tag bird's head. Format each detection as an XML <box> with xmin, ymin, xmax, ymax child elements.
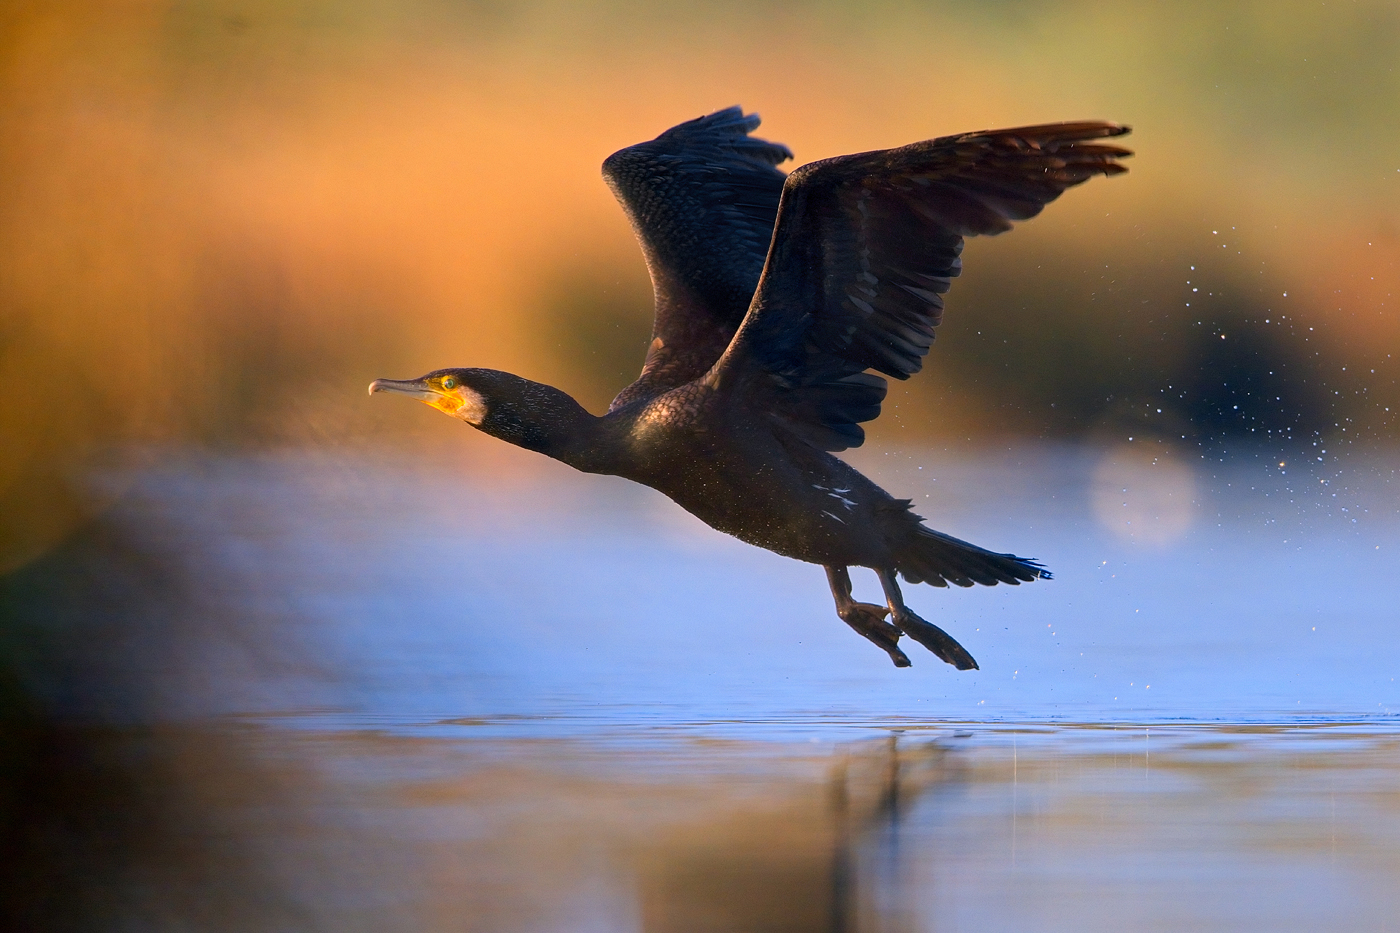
<box><xmin>370</xmin><ymin>368</ymin><xmax>487</xmax><ymax>422</ymax></box>
<box><xmin>369</xmin><ymin>368</ymin><xmax>594</xmax><ymax>455</ymax></box>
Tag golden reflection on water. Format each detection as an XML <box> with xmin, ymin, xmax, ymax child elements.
<box><xmin>6</xmin><ymin>721</ymin><xmax>1399</xmax><ymax>931</ymax></box>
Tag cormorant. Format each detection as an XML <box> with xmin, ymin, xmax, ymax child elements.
<box><xmin>371</xmin><ymin>107</ymin><xmax>1130</xmax><ymax>669</ymax></box>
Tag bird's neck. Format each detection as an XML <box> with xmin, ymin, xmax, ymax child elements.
<box><xmin>534</xmin><ymin>411</ymin><xmax>613</xmax><ymax>475</ymax></box>
<box><xmin>481</xmin><ymin>382</ymin><xmax>613</xmax><ymax>474</ymax></box>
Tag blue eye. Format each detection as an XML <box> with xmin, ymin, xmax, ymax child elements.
<box><xmin>442</xmin><ymin>376</ymin><xmax>458</xmax><ymax>390</ymax></box>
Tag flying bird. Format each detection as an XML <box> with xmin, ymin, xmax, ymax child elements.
<box><xmin>371</xmin><ymin>107</ymin><xmax>1130</xmax><ymax>669</ymax></box>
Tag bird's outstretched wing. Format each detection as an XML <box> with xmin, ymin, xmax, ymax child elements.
<box><xmin>709</xmin><ymin>122</ymin><xmax>1132</xmax><ymax>450</ymax></box>
<box><xmin>603</xmin><ymin>107</ymin><xmax>792</xmax><ymax>412</ymax></box>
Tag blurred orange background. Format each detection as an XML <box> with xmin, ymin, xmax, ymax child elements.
<box><xmin>3</xmin><ymin>0</ymin><xmax>1397</xmax><ymax>571</ymax></box>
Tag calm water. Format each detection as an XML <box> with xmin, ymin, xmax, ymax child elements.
<box><xmin>7</xmin><ymin>441</ymin><xmax>1399</xmax><ymax>930</ymax></box>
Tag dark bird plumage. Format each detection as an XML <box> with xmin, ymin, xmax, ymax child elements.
<box><xmin>372</xmin><ymin>107</ymin><xmax>1131</xmax><ymax>669</ymax></box>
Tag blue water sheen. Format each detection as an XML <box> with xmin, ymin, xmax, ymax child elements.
<box><xmin>92</xmin><ymin>441</ymin><xmax>1400</xmax><ymax>736</ymax></box>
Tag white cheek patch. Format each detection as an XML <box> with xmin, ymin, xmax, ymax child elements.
<box><xmin>455</xmin><ymin>386</ymin><xmax>488</xmax><ymax>424</ymax></box>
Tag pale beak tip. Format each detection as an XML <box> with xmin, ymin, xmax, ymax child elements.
<box><xmin>368</xmin><ymin>379</ymin><xmax>384</xmax><ymax>396</ymax></box>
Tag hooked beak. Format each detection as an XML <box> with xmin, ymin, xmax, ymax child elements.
<box><xmin>368</xmin><ymin>377</ymin><xmax>437</xmax><ymax>401</ymax></box>
<box><xmin>369</xmin><ymin>375</ymin><xmax>482</xmax><ymax>421</ymax></box>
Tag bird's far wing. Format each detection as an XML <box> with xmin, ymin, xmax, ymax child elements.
<box><xmin>603</xmin><ymin>107</ymin><xmax>792</xmax><ymax>412</ymax></box>
<box><xmin>709</xmin><ymin>122</ymin><xmax>1132</xmax><ymax>451</ymax></box>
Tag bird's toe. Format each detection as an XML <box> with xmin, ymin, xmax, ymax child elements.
<box><xmin>892</xmin><ymin>609</ymin><xmax>978</xmax><ymax>671</ymax></box>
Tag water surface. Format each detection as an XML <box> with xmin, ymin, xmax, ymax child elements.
<box><xmin>7</xmin><ymin>442</ymin><xmax>1398</xmax><ymax>930</ymax></box>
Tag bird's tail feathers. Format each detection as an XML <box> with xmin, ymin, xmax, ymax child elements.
<box><xmin>896</xmin><ymin>524</ymin><xmax>1049</xmax><ymax>588</ymax></box>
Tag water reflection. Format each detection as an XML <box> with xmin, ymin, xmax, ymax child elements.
<box><xmin>7</xmin><ymin>442</ymin><xmax>1398</xmax><ymax>724</ymax></box>
<box><xmin>5</xmin><ymin>719</ymin><xmax>1399</xmax><ymax>931</ymax></box>
<box><xmin>3</xmin><ymin>445</ymin><xmax>1399</xmax><ymax>928</ymax></box>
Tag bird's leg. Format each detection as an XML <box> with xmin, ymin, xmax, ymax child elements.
<box><xmin>876</xmin><ymin>569</ymin><xmax>979</xmax><ymax>671</ymax></box>
<box><xmin>826</xmin><ymin>566</ymin><xmax>910</xmax><ymax>668</ymax></box>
